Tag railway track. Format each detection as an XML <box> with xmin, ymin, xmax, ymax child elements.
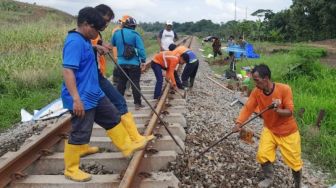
<box><xmin>0</xmin><ymin>36</ymin><xmax>194</xmax><ymax>188</ymax></box>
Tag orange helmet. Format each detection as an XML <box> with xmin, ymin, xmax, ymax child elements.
<box><xmin>119</xmin><ymin>15</ymin><xmax>130</xmax><ymax>23</ymax></box>
<box><xmin>125</xmin><ymin>17</ymin><xmax>136</xmax><ymax>27</ymax></box>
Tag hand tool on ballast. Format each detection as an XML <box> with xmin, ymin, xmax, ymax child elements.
<box><xmin>166</xmin><ymin>79</ymin><xmax>187</xmax><ymax>99</ymax></box>
<box><xmin>107</xmin><ymin>52</ymin><xmax>185</xmax><ymax>153</ymax></box>
<box><xmin>192</xmin><ymin>103</ymin><xmax>276</xmax><ymax>161</ymax></box>
<box><xmin>173</xmin><ymin>88</ymin><xmax>186</xmax><ymax>99</ymax></box>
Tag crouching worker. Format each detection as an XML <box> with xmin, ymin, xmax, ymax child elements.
<box><xmin>224</xmin><ymin>51</ymin><xmax>237</xmax><ymax>80</ymax></box>
<box><xmin>169</xmin><ymin>44</ymin><xmax>199</xmax><ymax>89</ymax></box>
<box><xmin>144</xmin><ymin>51</ymin><xmax>182</xmax><ymax>99</ymax></box>
<box><xmin>92</xmin><ymin>5</ymin><xmax>155</xmax><ymax>154</ymax></box>
<box><xmin>232</xmin><ymin>64</ymin><xmax>303</xmax><ymax>188</ymax></box>
<box><xmin>61</xmin><ymin>7</ymin><xmax>147</xmax><ymax>182</ymax></box>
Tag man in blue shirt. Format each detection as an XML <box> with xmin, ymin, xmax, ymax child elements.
<box><xmin>111</xmin><ymin>16</ymin><xmax>146</xmax><ymax>110</ymax></box>
<box><xmin>92</xmin><ymin>5</ymin><xmax>154</xmax><ymax>154</ymax></box>
<box><xmin>61</xmin><ymin>7</ymin><xmax>146</xmax><ymax>182</ymax></box>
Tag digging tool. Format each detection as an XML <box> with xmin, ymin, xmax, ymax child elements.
<box><xmin>239</xmin><ymin>128</ymin><xmax>254</xmax><ymax>144</ymax></box>
<box><xmin>166</xmin><ymin>79</ymin><xmax>187</xmax><ymax>99</ymax></box>
<box><xmin>173</xmin><ymin>88</ymin><xmax>186</xmax><ymax>99</ymax></box>
<box><xmin>107</xmin><ymin>53</ymin><xmax>185</xmax><ymax>153</ymax></box>
<box><xmin>192</xmin><ymin>103</ymin><xmax>276</xmax><ymax>161</ymax></box>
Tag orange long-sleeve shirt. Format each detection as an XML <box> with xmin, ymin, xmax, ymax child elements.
<box><xmin>152</xmin><ymin>51</ymin><xmax>179</xmax><ymax>86</ymax></box>
<box><xmin>91</xmin><ymin>35</ymin><xmax>107</xmax><ymax>76</ymax></box>
<box><xmin>91</xmin><ymin>25</ymin><xmax>121</xmax><ymax>76</ymax></box>
<box><xmin>172</xmin><ymin>45</ymin><xmax>189</xmax><ymax>56</ymax></box>
<box><xmin>236</xmin><ymin>83</ymin><xmax>298</xmax><ymax>136</ymax></box>
<box><xmin>111</xmin><ymin>25</ymin><xmax>122</xmax><ymax>60</ymax></box>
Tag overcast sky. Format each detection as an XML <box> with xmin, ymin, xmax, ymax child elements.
<box><xmin>17</xmin><ymin>0</ymin><xmax>292</xmax><ymax>23</ymax></box>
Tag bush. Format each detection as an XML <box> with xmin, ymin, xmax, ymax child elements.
<box><xmin>0</xmin><ymin>1</ymin><xmax>18</xmax><ymax>11</ymax></box>
<box><xmin>291</xmin><ymin>46</ymin><xmax>327</xmax><ymax>59</ymax></box>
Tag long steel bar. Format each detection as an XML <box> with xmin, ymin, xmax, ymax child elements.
<box><xmin>0</xmin><ymin>117</ymin><xmax>71</xmax><ymax>187</ymax></box>
<box><xmin>107</xmin><ymin>52</ymin><xmax>184</xmax><ymax>153</ymax></box>
<box><xmin>118</xmin><ymin>36</ymin><xmax>192</xmax><ymax>188</ymax></box>
<box><xmin>194</xmin><ymin>103</ymin><xmax>275</xmax><ymax>160</ymax></box>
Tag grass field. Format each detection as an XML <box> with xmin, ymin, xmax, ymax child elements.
<box><xmin>202</xmin><ymin>40</ymin><xmax>336</xmax><ymax>183</ymax></box>
<box><xmin>0</xmin><ymin>0</ymin><xmax>159</xmax><ymax>131</ymax></box>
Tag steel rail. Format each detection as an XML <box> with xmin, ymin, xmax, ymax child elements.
<box><xmin>0</xmin><ymin>36</ymin><xmax>192</xmax><ymax>188</ymax></box>
<box><xmin>119</xmin><ymin>36</ymin><xmax>193</xmax><ymax>188</ymax></box>
<box><xmin>0</xmin><ymin>116</ymin><xmax>71</xmax><ymax>187</ymax></box>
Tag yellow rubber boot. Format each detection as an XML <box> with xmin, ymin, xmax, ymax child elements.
<box><xmin>121</xmin><ymin>112</ymin><xmax>155</xmax><ymax>143</ymax></box>
<box><xmin>64</xmin><ymin>140</ymin><xmax>91</xmax><ymax>182</ymax></box>
<box><xmin>79</xmin><ymin>144</ymin><xmax>100</xmax><ymax>157</ymax></box>
<box><xmin>106</xmin><ymin>122</ymin><xmax>146</xmax><ymax>157</ymax></box>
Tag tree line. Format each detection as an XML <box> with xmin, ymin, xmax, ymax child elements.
<box><xmin>139</xmin><ymin>0</ymin><xmax>336</xmax><ymax>42</ymax></box>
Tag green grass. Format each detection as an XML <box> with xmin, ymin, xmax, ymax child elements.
<box><xmin>0</xmin><ymin>0</ymin><xmax>159</xmax><ymax>132</ymax></box>
<box><xmin>203</xmin><ymin>42</ymin><xmax>336</xmax><ymax>183</ymax></box>
<box><xmin>0</xmin><ymin>5</ymin><xmax>71</xmax><ymax>131</ymax></box>
<box><xmin>210</xmin><ymin>65</ymin><xmax>227</xmax><ymax>75</ymax></box>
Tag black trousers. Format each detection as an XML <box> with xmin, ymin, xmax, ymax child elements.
<box><xmin>213</xmin><ymin>50</ymin><xmax>222</xmax><ymax>58</ymax></box>
<box><xmin>117</xmin><ymin>64</ymin><xmax>142</xmax><ymax>105</ymax></box>
<box><xmin>181</xmin><ymin>60</ymin><xmax>199</xmax><ymax>87</ymax></box>
<box><xmin>69</xmin><ymin>97</ymin><xmax>120</xmax><ymax>144</ymax></box>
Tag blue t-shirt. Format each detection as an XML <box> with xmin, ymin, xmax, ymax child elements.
<box><xmin>111</xmin><ymin>28</ymin><xmax>146</xmax><ymax>66</ymax></box>
<box><xmin>61</xmin><ymin>31</ymin><xmax>104</xmax><ymax>110</ymax></box>
<box><xmin>185</xmin><ymin>50</ymin><xmax>198</xmax><ymax>63</ymax></box>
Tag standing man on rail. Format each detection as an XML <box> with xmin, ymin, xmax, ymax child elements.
<box><xmin>90</xmin><ymin>5</ymin><xmax>155</xmax><ymax>157</ymax></box>
<box><xmin>111</xmin><ymin>15</ymin><xmax>147</xmax><ymax>110</ymax></box>
<box><xmin>232</xmin><ymin>64</ymin><xmax>303</xmax><ymax>188</ymax></box>
<box><xmin>61</xmin><ymin>7</ymin><xmax>147</xmax><ymax>182</ymax></box>
<box><xmin>157</xmin><ymin>21</ymin><xmax>178</xmax><ymax>51</ymax></box>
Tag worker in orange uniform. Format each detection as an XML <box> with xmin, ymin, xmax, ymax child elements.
<box><xmin>233</xmin><ymin>64</ymin><xmax>303</xmax><ymax>188</ymax></box>
<box><xmin>169</xmin><ymin>44</ymin><xmax>199</xmax><ymax>89</ymax></box>
<box><xmin>144</xmin><ymin>51</ymin><xmax>182</xmax><ymax>99</ymax></box>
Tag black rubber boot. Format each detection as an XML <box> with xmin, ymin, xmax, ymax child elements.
<box><xmin>258</xmin><ymin>161</ymin><xmax>274</xmax><ymax>188</ymax></box>
<box><xmin>292</xmin><ymin>169</ymin><xmax>302</xmax><ymax>188</ymax></box>
<box><xmin>189</xmin><ymin>77</ymin><xmax>195</xmax><ymax>88</ymax></box>
<box><xmin>182</xmin><ymin>80</ymin><xmax>189</xmax><ymax>88</ymax></box>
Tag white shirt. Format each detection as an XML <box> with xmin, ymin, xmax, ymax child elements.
<box><xmin>160</xmin><ymin>29</ymin><xmax>176</xmax><ymax>50</ymax></box>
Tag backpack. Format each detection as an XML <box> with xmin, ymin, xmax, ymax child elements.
<box><xmin>121</xmin><ymin>29</ymin><xmax>136</xmax><ymax>60</ymax></box>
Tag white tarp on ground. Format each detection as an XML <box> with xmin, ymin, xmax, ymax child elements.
<box><xmin>21</xmin><ymin>98</ymin><xmax>68</xmax><ymax>122</ymax></box>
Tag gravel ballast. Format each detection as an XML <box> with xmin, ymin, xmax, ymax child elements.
<box><xmin>166</xmin><ymin>40</ymin><xmax>329</xmax><ymax>188</ymax></box>
<box><xmin>0</xmin><ymin>39</ymin><xmax>330</xmax><ymax>187</ymax></box>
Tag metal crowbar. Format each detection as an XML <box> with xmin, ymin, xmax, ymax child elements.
<box><xmin>189</xmin><ymin>103</ymin><xmax>276</xmax><ymax>164</ymax></box>
<box><xmin>107</xmin><ymin>53</ymin><xmax>185</xmax><ymax>153</ymax></box>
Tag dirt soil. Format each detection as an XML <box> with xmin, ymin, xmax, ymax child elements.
<box><xmin>310</xmin><ymin>39</ymin><xmax>336</xmax><ymax>68</ymax></box>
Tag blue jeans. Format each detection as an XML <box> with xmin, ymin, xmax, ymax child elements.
<box><xmin>151</xmin><ymin>63</ymin><xmax>163</xmax><ymax>99</ymax></box>
<box><xmin>151</xmin><ymin>62</ymin><xmax>184</xmax><ymax>98</ymax></box>
<box><xmin>99</xmin><ymin>74</ymin><xmax>128</xmax><ymax>115</ymax></box>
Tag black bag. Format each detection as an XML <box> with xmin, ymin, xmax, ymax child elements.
<box><xmin>121</xmin><ymin>29</ymin><xmax>136</xmax><ymax>60</ymax></box>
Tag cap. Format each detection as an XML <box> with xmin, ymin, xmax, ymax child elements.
<box><xmin>166</xmin><ymin>20</ymin><xmax>173</xmax><ymax>25</ymax></box>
